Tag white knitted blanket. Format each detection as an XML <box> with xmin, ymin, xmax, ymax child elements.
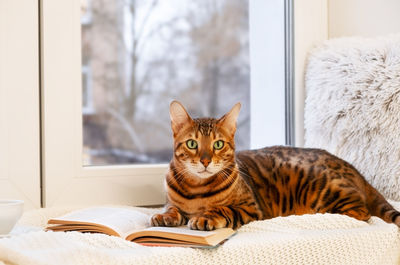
<box><xmin>0</xmin><ymin>204</ymin><xmax>400</xmax><ymax>265</ymax></box>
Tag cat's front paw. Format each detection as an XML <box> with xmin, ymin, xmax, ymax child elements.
<box><xmin>188</xmin><ymin>216</ymin><xmax>221</xmax><ymax>231</ymax></box>
<box><xmin>151</xmin><ymin>213</ymin><xmax>183</xmax><ymax>227</ymax></box>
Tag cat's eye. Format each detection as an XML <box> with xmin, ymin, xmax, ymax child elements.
<box><xmin>186</xmin><ymin>139</ymin><xmax>198</xmax><ymax>149</ymax></box>
<box><xmin>213</xmin><ymin>140</ymin><xmax>224</xmax><ymax>150</ymax></box>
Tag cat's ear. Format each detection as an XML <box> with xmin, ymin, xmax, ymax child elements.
<box><xmin>218</xmin><ymin>103</ymin><xmax>241</xmax><ymax>135</ymax></box>
<box><xmin>170</xmin><ymin>101</ymin><xmax>193</xmax><ymax>135</ymax></box>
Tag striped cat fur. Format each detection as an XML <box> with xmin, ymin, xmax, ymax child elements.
<box><xmin>151</xmin><ymin>101</ymin><xmax>400</xmax><ymax>231</ymax></box>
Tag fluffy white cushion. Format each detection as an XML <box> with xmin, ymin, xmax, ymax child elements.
<box><xmin>304</xmin><ymin>34</ymin><xmax>400</xmax><ymax>201</ymax></box>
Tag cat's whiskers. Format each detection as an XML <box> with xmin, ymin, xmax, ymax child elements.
<box><xmin>168</xmin><ymin>167</ymin><xmax>191</xmax><ymax>185</ymax></box>
<box><xmin>218</xmin><ymin>168</ymin><xmax>236</xmax><ymax>186</ymax></box>
<box><xmin>235</xmin><ymin>159</ymin><xmax>255</xmax><ymax>179</ymax></box>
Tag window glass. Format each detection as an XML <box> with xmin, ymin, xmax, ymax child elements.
<box><xmin>81</xmin><ymin>0</ymin><xmax>250</xmax><ymax>165</ymax></box>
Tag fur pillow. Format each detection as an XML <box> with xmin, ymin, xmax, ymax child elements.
<box><xmin>304</xmin><ymin>34</ymin><xmax>400</xmax><ymax>201</ymax></box>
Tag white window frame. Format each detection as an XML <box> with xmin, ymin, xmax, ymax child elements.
<box><xmin>41</xmin><ymin>0</ymin><xmax>289</xmax><ymax>207</ymax></box>
<box><xmin>0</xmin><ymin>0</ymin><xmax>41</xmax><ymax>209</ymax></box>
<box><xmin>249</xmin><ymin>0</ymin><xmax>287</xmax><ymax>148</ymax></box>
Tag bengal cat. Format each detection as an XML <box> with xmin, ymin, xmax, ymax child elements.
<box><xmin>151</xmin><ymin>101</ymin><xmax>400</xmax><ymax>231</ymax></box>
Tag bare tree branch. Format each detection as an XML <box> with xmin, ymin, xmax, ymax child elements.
<box><xmin>106</xmin><ymin>107</ymin><xmax>145</xmax><ymax>152</ymax></box>
<box><xmin>135</xmin><ymin>0</ymin><xmax>159</xmax><ymax>45</ymax></box>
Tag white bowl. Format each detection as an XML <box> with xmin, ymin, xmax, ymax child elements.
<box><xmin>0</xmin><ymin>200</ymin><xmax>24</xmax><ymax>235</ymax></box>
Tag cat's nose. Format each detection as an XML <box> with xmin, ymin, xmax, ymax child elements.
<box><xmin>200</xmin><ymin>158</ymin><xmax>211</xmax><ymax>168</ymax></box>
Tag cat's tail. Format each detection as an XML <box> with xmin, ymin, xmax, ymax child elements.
<box><xmin>365</xmin><ymin>182</ymin><xmax>400</xmax><ymax>227</ymax></box>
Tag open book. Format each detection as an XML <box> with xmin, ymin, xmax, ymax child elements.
<box><xmin>46</xmin><ymin>207</ymin><xmax>236</xmax><ymax>248</ymax></box>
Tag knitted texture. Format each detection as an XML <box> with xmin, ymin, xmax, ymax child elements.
<box><xmin>0</xmin><ymin>204</ymin><xmax>400</xmax><ymax>265</ymax></box>
<box><xmin>304</xmin><ymin>34</ymin><xmax>400</xmax><ymax>200</ymax></box>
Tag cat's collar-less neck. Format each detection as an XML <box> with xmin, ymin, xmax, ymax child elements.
<box><xmin>169</xmin><ymin>160</ymin><xmax>238</xmax><ymax>186</ymax></box>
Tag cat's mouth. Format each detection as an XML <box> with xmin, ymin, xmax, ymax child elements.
<box><xmin>197</xmin><ymin>169</ymin><xmax>213</xmax><ymax>174</ymax></box>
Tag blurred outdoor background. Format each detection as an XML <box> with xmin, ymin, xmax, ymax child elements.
<box><xmin>81</xmin><ymin>0</ymin><xmax>250</xmax><ymax>165</ymax></box>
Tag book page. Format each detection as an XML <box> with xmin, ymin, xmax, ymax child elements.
<box><xmin>49</xmin><ymin>207</ymin><xmax>150</xmax><ymax>236</ymax></box>
<box><xmin>125</xmin><ymin>226</ymin><xmax>220</xmax><ymax>242</ymax></box>
<box><xmin>139</xmin><ymin>226</ymin><xmax>218</xmax><ymax>237</ymax></box>
<box><xmin>125</xmin><ymin>226</ymin><xmax>235</xmax><ymax>246</ymax></box>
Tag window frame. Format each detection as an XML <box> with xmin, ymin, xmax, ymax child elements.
<box><xmin>0</xmin><ymin>0</ymin><xmax>41</xmax><ymax>209</ymax></box>
<box><xmin>40</xmin><ymin>0</ymin><xmax>293</xmax><ymax>207</ymax></box>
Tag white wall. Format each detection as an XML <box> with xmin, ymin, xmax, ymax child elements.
<box><xmin>294</xmin><ymin>0</ymin><xmax>328</xmax><ymax>147</ymax></box>
<box><xmin>329</xmin><ymin>0</ymin><xmax>400</xmax><ymax>38</ymax></box>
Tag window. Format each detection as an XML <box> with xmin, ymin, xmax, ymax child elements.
<box><xmin>41</xmin><ymin>0</ymin><xmax>291</xmax><ymax>207</ymax></box>
<box><xmin>81</xmin><ymin>0</ymin><xmax>251</xmax><ymax>166</ymax></box>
